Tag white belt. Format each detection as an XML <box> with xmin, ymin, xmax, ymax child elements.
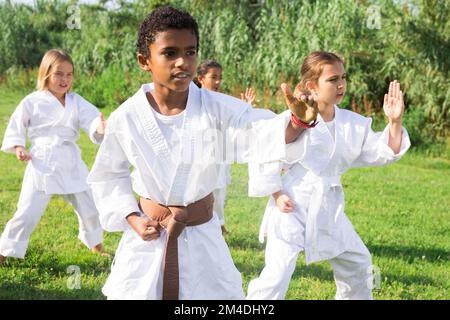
<box><xmin>32</xmin><ymin>136</ymin><xmax>75</xmax><ymax>147</ymax></box>
<box><xmin>307</xmin><ymin>174</ymin><xmax>342</xmax><ymax>246</ymax></box>
<box><xmin>31</xmin><ymin>137</ymin><xmax>80</xmax><ymax>176</ymax></box>
<box><xmin>287</xmin><ymin>165</ymin><xmax>343</xmax><ymax>255</ymax></box>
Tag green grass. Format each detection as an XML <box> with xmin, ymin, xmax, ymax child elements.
<box><xmin>0</xmin><ymin>88</ymin><xmax>449</xmax><ymax>299</ymax></box>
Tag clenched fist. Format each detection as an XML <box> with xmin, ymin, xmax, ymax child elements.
<box><xmin>126</xmin><ymin>214</ymin><xmax>161</xmax><ymax>241</ymax></box>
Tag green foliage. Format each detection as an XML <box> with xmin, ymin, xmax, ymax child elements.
<box><xmin>2</xmin><ymin>66</ymin><xmax>37</xmax><ymax>91</ymax></box>
<box><xmin>0</xmin><ymin>1</ymin><xmax>48</xmax><ymax>73</ymax></box>
<box><xmin>375</xmin><ymin>0</ymin><xmax>450</xmax><ymax>145</ymax></box>
<box><xmin>0</xmin><ymin>0</ymin><xmax>448</xmax><ymax>150</ymax></box>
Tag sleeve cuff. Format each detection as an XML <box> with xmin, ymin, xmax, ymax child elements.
<box><xmin>99</xmin><ymin>203</ymin><xmax>140</xmax><ymax>232</ymax></box>
<box><xmin>248</xmin><ymin>178</ymin><xmax>282</xmax><ymax>197</ymax></box>
<box><xmin>1</xmin><ymin>139</ymin><xmax>26</xmax><ymax>153</ymax></box>
<box><xmin>88</xmin><ymin>117</ymin><xmax>104</xmax><ymax>144</ymax></box>
<box><xmin>379</xmin><ymin>125</ymin><xmax>411</xmax><ymax>160</ymax></box>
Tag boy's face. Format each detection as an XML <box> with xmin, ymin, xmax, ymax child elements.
<box><xmin>139</xmin><ymin>29</ymin><xmax>197</xmax><ymax>93</ymax></box>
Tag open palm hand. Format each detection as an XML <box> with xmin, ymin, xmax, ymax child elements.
<box><xmin>383</xmin><ymin>80</ymin><xmax>404</xmax><ymax>123</ymax></box>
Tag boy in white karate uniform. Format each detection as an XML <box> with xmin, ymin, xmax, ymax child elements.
<box><xmin>0</xmin><ymin>49</ymin><xmax>108</xmax><ymax>265</ymax></box>
<box><xmin>246</xmin><ymin>51</ymin><xmax>411</xmax><ymax>300</ymax></box>
<box><xmin>87</xmin><ymin>6</ymin><xmax>316</xmax><ymax>300</ymax></box>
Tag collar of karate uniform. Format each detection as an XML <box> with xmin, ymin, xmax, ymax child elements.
<box><xmin>131</xmin><ymin>83</ymin><xmax>202</xmax><ymax>205</ymax></box>
<box><xmin>41</xmin><ymin>90</ymin><xmax>76</xmax><ymax>127</ymax></box>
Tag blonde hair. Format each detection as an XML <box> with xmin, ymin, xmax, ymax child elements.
<box><xmin>299</xmin><ymin>51</ymin><xmax>344</xmax><ymax>92</ymax></box>
<box><xmin>37</xmin><ymin>49</ymin><xmax>74</xmax><ymax>90</ymax></box>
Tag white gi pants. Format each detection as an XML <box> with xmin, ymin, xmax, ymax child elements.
<box><xmin>0</xmin><ymin>182</ymin><xmax>103</xmax><ymax>259</ymax></box>
<box><xmin>246</xmin><ymin>232</ymin><xmax>373</xmax><ymax>300</ymax></box>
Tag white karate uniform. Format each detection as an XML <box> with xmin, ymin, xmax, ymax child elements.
<box><xmin>0</xmin><ymin>90</ymin><xmax>104</xmax><ymax>258</ymax></box>
<box><xmin>247</xmin><ymin>107</ymin><xmax>411</xmax><ymax>300</ymax></box>
<box><xmin>213</xmin><ymin>165</ymin><xmax>231</xmax><ymax>226</ymax></box>
<box><xmin>87</xmin><ymin>83</ymin><xmax>289</xmax><ymax>300</ymax></box>
<box><xmin>213</xmin><ymin>108</ymin><xmax>275</xmax><ymax>227</ymax></box>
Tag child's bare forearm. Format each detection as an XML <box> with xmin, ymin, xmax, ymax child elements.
<box><xmin>388</xmin><ymin>120</ymin><xmax>402</xmax><ymax>154</ymax></box>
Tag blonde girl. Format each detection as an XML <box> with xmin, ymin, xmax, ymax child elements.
<box><xmin>0</xmin><ymin>49</ymin><xmax>108</xmax><ymax>265</ymax></box>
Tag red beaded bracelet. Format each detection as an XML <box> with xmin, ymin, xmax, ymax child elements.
<box><xmin>291</xmin><ymin>113</ymin><xmax>318</xmax><ymax>128</ymax></box>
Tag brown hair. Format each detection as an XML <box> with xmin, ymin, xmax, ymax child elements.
<box><xmin>193</xmin><ymin>59</ymin><xmax>222</xmax><ymax>88</ymax></box>
<box><xmin>298</xmin><ymin>51</ymin><xmax>344</xmax><ymax>92</ymax></box>
<box><xmin>37</xmin><ymin>49</ymin><xmax>74</xmax><ymax>90</ymax></box>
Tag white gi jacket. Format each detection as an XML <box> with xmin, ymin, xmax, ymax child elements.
<box><xmin>1</xmin><ymin>90</ymin><xmax>103</xmax><ymax>194</ymax></box>
<box><xmin>87</xmin><ymin>83</ymin><xmax>289</xmax><ymax>299</ymax></box>
<box><xmin>249</xmin><ymin>106</ymin><xmax>411</xmax><ymax>264</ymax></box>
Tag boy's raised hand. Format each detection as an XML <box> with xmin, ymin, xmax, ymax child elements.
<box><xmin>15</xmin><ymin>146</ymin><xmax>32</xmax><ymax>162</ymax></box>
<box><xmin>96</xmin><ymin>112</ymin><xmax>106</xmax><ymax>135</ymax></box>
<box><xmin>281</xmin><ymin>83</ymin><xmax>318</xmax><ymax>124</ymax></box>
<box><xmin>383</xmin><ymin>80</ymin><xmax>404</xmax><ymax>124</ymax></box>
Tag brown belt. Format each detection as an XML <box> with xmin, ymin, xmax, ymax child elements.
<box><xmin>139</xmin><ymin>193</ymin><xmax>214</xmax><ymax>300</ymax></box>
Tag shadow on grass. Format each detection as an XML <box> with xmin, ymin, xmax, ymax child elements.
<box><xmin>25</xmin><ymin>247</ymin><xmax>112</xmax><ymax>275</ymax></box>
<box><xmin>226</xmin><ymin>236</ymin><xmax>264</xmax><ymax>251</ymax></box>
<box><xmin>290</xmin><ymin>262</ymin><xmax>442</xmax><ymax>288</ymax></box>
<box><xmin>236</xmin><ymin>244</ymin><xmax>446</xmax><ymax>290</ymax></box>
<box><xmin>0</xmin><ymin>246</ymin><xmax>112</xmax><ymax>299</ymax></box>
<box><xmin>399</xmin><ymin>157</ymin><xmax>450</xmax><ymax>171</ymax></box>
<box><xmin>230</xmin><ymin>240</ymin><xmax>450</xmax><ymax>263</ymax></box>
<box><xmin>0</xmin><ymin>261</ymin><xmax>109</xmax><ymax>299</ymax></box>
<box><xmin>2</xmin><ymin>240</ymin><xmax>446</xmax><ymax>299</ymax></box>
<box><xmin>368</xmin><ymin>244</ymin><xmax>449</xmax><ymax>262</ymax></box>
<box><xmin>0</xmin><ymin>187</ymin><xmax>22</xmax><ymax>193</ymax></box>
<box><xmin>291</xmin><ymin>263</ymin><xmax>335</xmax><ymax>282</ymax></box>
<box><xmin>0</xmin><ymin>284</ymin><xmax>104</xmax><ymax>300</ymax></box>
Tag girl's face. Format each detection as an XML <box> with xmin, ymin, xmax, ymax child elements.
<box><xmin>198</xmin><ymin>67</ymin><xmax>222</xmax><ymax>92</ymax></box>
<box><xmin>140</xmin><ymin>29</ymin><xmax>198</xmax><ymax>93</ymax></box>
<box><xmin>309</xmin><ymin>62</ymin><xmax>346</xmax><ymax>107</ymax></box>
<box><xmin>47</xmin><ymin>61</ymin><xmax>73</xmax><ymax>98</ymax></box>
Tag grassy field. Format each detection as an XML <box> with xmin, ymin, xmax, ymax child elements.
<box><xmin>0</xmin><ymin>87</ymin><xmax>449</xmax><ymax>300</ymax></box>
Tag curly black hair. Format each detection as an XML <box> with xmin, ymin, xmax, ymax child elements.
<box><xmin>137</xmin><ymin>6</ymin><xmax>199</xmax><ymax>58</ymax></box>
